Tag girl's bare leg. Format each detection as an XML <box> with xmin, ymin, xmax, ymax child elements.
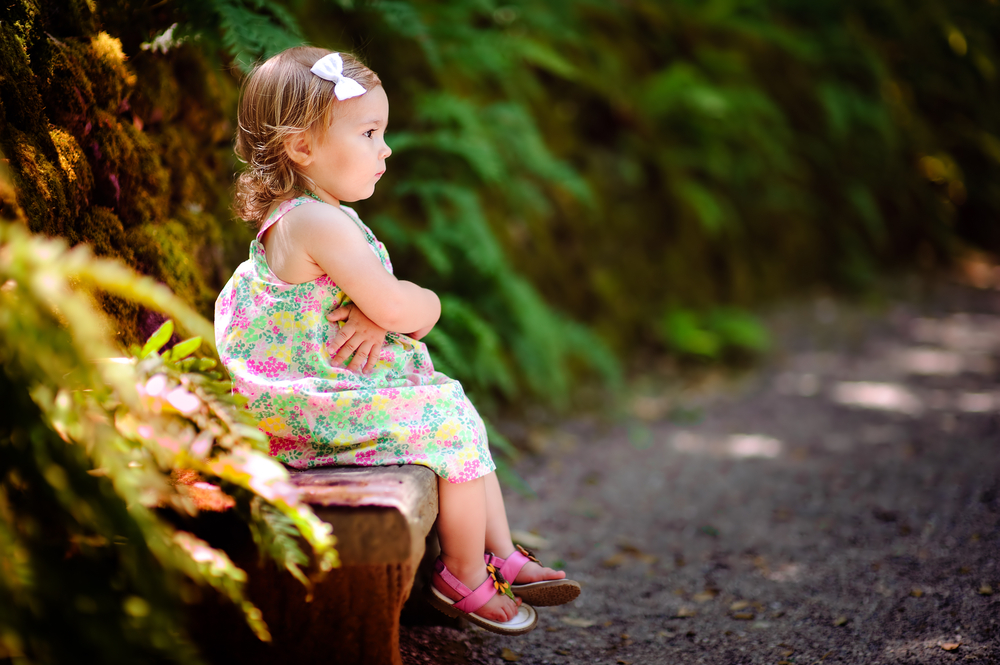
<box><xmin>435</xmin><ymin>476</ymin><xmax>520</xmax><ymax>621</ymax></box>
<box><xmin>483</xmin><ymin>471</ymin><xmax>566</xmax><ymax>584</ymax></box>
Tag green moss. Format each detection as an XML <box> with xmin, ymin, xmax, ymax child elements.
<box><xmin>6</xmin><ymin>127</ymin><xmax>73</xmax><ymax>238</ymax></box>
<box><xmin>0</xmin><ymin>20</ymin><xmax>48</xmax><ymax>137</ymax></box>
<box><xmin>40</xmin><ymin>38</ymin><xmax>97</xmax><ymax>133</ymax></box>
<box><xmin>130</xmin><ymin>52</ymin><xmax>180</xmax><ymax>126</ymax></box>
<box><xmin>128</xmin><ymin>221</ymin><xmax>214</xmax><ymax>315</ymax></box>
<box><xmin>48</xmin><ymin>124</ymin><xmax>93</xmax><ymax>214</ymax></box>
<box><xmin>0</xmin><ymin>153</ymin><xmax>26</xmax><ymax>225</ymax></box>
<box><xmin>78</xmin><ymin>206</ymin><xmax>133</xmax><ymax>263</ymax></box>
<box><xmin>85</xmin><ymin>32</ymin><xmax>135</xmax><ymax>112</ymax></box>
<box><xmin>89</xmin><ymin>108</ymin><xmax>169</xmax><ymax>227</ymax></box>
<box><xmin>0</xmin><ymin>3</ymin><xmax>241</xmax><ymax>344</ymax></box>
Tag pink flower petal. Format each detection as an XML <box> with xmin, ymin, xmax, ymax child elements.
<box><xmin>166</xmin><ymin>387</ymin><xmax>201</xmax><ymax>415</ymax></box>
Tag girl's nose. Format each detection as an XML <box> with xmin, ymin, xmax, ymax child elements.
<box><xmin>380</xmin><ymin>140</ymin><xmax>392</xmax><ymax>160</ymax></box>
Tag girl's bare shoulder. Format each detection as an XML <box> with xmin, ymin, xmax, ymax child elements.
<box><xmin>280</xmin><ymin>198</ymin><xmax>365</xmax><ymax>243</ymax></box>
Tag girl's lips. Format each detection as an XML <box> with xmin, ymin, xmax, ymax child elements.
<box><xmin>375</xmin><ymin>170</ymin><xmax>385</xmax><ymax>178</ymax></box>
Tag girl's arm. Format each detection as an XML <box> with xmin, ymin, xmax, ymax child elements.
<box><xmin>292</xmin><ymin>204</ymin><xmax>441</xmax><ymax>333</ymax></box>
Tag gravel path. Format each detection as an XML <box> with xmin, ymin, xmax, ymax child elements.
<box><xmin>401</xmin><ymin>283</ymin><xmax>1000</xmax><ymax>664</ymax></box>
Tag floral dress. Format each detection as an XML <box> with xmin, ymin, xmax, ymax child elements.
<box><xmin>214</xmin><ymin>196</ymin><xmax>495</xmax><ymax>483</ymax></box>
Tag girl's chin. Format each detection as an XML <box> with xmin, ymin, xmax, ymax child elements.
<box><xmin>339</xmin><ymin>189</ymin><xmax>376</xmax><ymax>204</ymax></box>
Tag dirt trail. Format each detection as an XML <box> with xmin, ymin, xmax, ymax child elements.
<box><xmin>402</xmin><ymin>283</ymin><xmax>1000</xmax><ymax>664</ymax></box>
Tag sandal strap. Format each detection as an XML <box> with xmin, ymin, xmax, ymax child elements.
<box><xmin>434</xmin><ymin>558</ymin><xmax>497</xmax><ymax>614</ymax></box>
<box><xmin>487</xmin><ymin>548</ymin><xmax>533</xmax><ymax>584</ymax></box>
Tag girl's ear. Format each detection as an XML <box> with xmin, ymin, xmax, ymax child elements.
<box><xmin>284</xmin><ymin>132</ymin><xmax>314</xmax><ymax>167</ymax></box>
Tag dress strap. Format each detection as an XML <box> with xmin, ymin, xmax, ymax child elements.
<box><xmin>255</xmin><ymin>197</ymin><xmax>376</xmax><ymax>246</ymax></box>
<box><xmin>256</xmin><ymin>197</ymin><xmax>317</xmax><ymax>241</ymax></box>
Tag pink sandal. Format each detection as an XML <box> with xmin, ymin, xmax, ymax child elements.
<box><xmin>426</xmin><ymin>557</ymin><xmax>538</xmax><ymax>635</ymax></box>
<box><xmin>486</xmin><ymin>545</ymin><xmax>582</xmax><ymax>607</ymax></box>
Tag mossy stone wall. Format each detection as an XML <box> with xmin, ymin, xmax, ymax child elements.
<box><xmin>0</xmin><ymin>0</ymin><xmax>247</xmax><ymax>344</ymax></box>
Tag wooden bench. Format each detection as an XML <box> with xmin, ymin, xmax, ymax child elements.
<box><xmin>186</xmin><ymin>465</ymin><xmax>440</xmax><ymax>665</ymax></box>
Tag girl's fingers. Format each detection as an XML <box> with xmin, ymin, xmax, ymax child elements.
<box><xmin>331</xmin><ymin>330</ymin><xmax>359</xmax><ymax>365</ymax></box>
<box><xmin>345</xmin><ymin>340</ymin><xmax>373</xmax><ymax>373</ymax></box>
<box><xmin>327</xmin><ymin>304</ymin><xmax>353</xmax><ymax>322</ymax></box>
<box><xmin>363</xmin><ymin>338</ymin><xmax>385</xmax><ymax>374</ymax></box>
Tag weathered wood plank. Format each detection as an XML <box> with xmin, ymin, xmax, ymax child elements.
<box><xmin>188</xmin><ymin>464</ymin><xmax>440</xmax><ymax>665</ymax></box>
<box><xmin>291</xmin><ymin>465</ymin><xmax>438</xmax><ymax>566</ymax></box>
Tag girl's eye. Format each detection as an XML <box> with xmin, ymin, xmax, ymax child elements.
<box><xmin>364</xmin><ymin>129</ymin><xmax>375</xmax><ymax>138</ymax></box>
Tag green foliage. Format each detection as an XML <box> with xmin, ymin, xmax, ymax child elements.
<box><xmin>659</xmin><ymin>307</ymin><xmax>769</xmax><ymax>359</ymax></box>
<box><xmin>281</xmin><ymin>0</ymin><xmax>998</xmax><ymax>363</ymax></box>
<box><xmin>0</xmin><ymin>221</ymin><xmax>337</xmax><ymax>663</ymax></box>
<box><xmin>156</xmin><ymin>0</ymin><xmax>621</xmax><ymax>408</ymax></box>
<box><xmin>7</xmin><ymin>0</ymin><xmax>1000</xmax><ymax>404</ymax></box>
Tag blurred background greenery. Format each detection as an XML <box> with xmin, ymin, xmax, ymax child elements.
<box><xmin>1</xmin><ymin>1</ymin><xmax>999</xmax><ymax>660</ymax></box>
<box><xmin>4</xmin><ymin>0</ymin><xmax>999</xmax><ymax>407</ymax></box>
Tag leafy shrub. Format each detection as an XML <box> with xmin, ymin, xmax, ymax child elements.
<box><xmin>659</xmin><ymin>307</ymin><xmax>770</xmax><ymax>359</ymax></box>
<box><xmin>0</xmin><ymin>219</ymin><xmax>336</xmax><ymax>663</ymax></box>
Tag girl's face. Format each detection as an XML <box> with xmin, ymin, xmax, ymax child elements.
<box><xmin>295</xmin><ymin>84</ymin><xmax>392</xmax><ymax>204</ymax></box>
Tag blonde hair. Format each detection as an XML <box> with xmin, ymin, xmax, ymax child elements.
<box><xmin>233</xmin><ymin>46</ymin><xmax>381</xmax><ymax>225</ymax></box>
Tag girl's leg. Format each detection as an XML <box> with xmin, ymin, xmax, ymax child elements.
<box><xmin>483</xmin><ymin>471</ymin><xmax>566</xmax><ymax>583</ymax></box>
<box><xmin>435</xmin><ymin>476</ymin><xmax>520</xmax><ymax>621</ymax></box>
<box><xmin>483</xmin><ymin>471</ymin><xmax>514</xmax><ymax>555</ymax></box>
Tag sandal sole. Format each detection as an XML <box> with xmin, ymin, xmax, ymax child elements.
<box><xmin>426</xmin><ymin>586</ymin><xmax>538</xmax><ymax>635</ymax></box>
<box><xmin>512</xmin><ymin>580</ymin><xmax>582</xmax><ymax>607</ymax></box>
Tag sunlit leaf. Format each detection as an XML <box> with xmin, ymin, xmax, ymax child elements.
<box><xmin>168</xmin><ymin>337</ymin><xmax>202</xmax><ymax>362</ymax></box>
<box><xmin>141</xmin><ymin>320</ymin><xmax>174</xmax><ymax>358</ymax></box>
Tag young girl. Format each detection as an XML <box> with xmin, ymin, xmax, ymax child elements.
<box><xmin>215</xmin><ymin>46</ymin><xmax>580</xmax><ymax>635</ymax></box>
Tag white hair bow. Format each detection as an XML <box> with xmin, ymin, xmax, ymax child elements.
<box><xmin>310</xmin><ymin>53</ymin><xmax>367</xmax><ymax>100</ymax></box>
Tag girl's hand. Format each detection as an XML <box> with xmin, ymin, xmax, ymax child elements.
<box><xmin>327</xmin><ymin>304</ymin><xmax>387</xmax><ymax>374</ymax></box>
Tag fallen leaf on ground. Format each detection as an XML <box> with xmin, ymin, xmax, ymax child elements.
<box><xmin>979</xmin><ymin>585</ymin><xmax>994</xmax><ymax>596</ymax></box>
<box><xmin>510</xmin><ymin>530</ymin><xmax>550</xmax><ymax>550</ymax></box>
<box><xmin>833</xmin><ymin>616</ymin><xmax>848</xmax><ymax>627</ymax></box>
<box><xmin>617</xmin><ymin>542</ymin><xmax>659</xmax><ymax>564</ymax></box>
<box><xmin>729</xmin><ymin>600</ymin><xmax>750</xmax><ymax>611</ymax></box>
<box><xmin>692</xmin><ymin>591</ymin><xmax>717</xmax><ymax>603</ymax></box>
<box><xmin>556</xmin><ymin>649</ymin><xmax>571</xmax><ymax>656</ymax></box>
<box><xmin>561</xmin><ymin>617</ymin><xmax>597</xmax><ymax>628</ymax></box>
<box><xmin>500</xmin><ymin>648</ymin><xmax>521</xmax><ymax>661</ymax></box>
<box><xmin>617</xmin><ymin>660</ymin><xmax>632</xmax><ymax>665</ymax></box>
<box><xmin>603</xmin><ymin>620</ymin><xmax>614</xmax><ymax>627</ymax></box>
<box><xmin>676</xmin><ymin>606</ymin><xmax>697</xmax><ymax>618</ymax></box>
<box><xmin>781</xmin><ymin>649</ymin><xmax>795</xmax><ymax>657</ymax></box>
<box><xmin>733</xmin><ymin>612</ymin><xmax>755</xmax><ymax>620</ymax></box>
<box><xmin>940</xmin><ymin>643</ymin><xmax>960</xmax><ymax>651</ymax></box>
<box><xmin>910</xmin><ymin>588</ymin><xmax>924</xmax><ymax>598</ymax></box>
<box><xmin>602</xmin><ymin>554</ymin><xmax>626</xmax><ymax>568</ymax></box>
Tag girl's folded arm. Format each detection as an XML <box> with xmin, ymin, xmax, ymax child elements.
<box><xmin>297</xmin><ymin>205</ymin><xmax>440</xmax><ymax>332</ymax></box>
